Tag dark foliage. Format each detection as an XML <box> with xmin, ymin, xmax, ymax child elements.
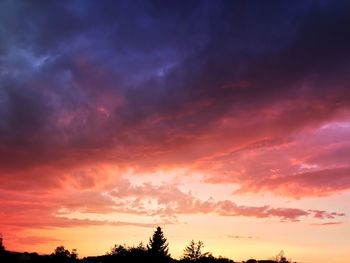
<box><xmin>0</xmin><ymin>234</ymin><xmax>5</xmax><ymax>252</ymax></box>
<box><xmin>51</xmin><ymin>246</ymin><xmax>78</xmax><ymax>263</ymax></box>
<box><xmin>147</xmin><ymin>226</ymin><xmax>170</xmax><ymax>259</ymax></box>
<box><xmin>0</xmin><ymin>229</ymin><xmax>295</xmax><ymax>263</ymax></box>
<box><xmin>182</xmin><ymin>240</ymin><xmax>211</xmax><ymax>261</ymax></box>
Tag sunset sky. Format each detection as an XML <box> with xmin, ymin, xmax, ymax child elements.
<box><xmin>0</xmin><ymin>1</ymin><xmax>350</xmax><ymax>262</ymax></box>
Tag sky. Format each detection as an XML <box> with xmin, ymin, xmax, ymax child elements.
<box><xmin>0</xmin><ymin>0</ymin><xmax>350</xmax><ymax>262</ymax></box>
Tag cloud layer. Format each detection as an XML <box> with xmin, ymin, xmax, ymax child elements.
<box><xmin>0</xmin><ymin>1</ymin><xmax>350</xmax><ymax>249</ymax></box>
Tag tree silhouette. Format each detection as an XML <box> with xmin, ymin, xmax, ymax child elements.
<box><xmin>52</xmin><ymin>246</ymin><xmax>78</xmax><ymax>263</ymax></box>
<box><xmin>128</xmin><ymin>242</ymin><xmax>148</xmax><ymax>259</ymax></box>
<box><xmin>110</xmin><ymin>244</ymin><xmax>128</xmax><ymax>256</ymax></box>
<box><xmin>274</xmin><ymin>250</ymin><xmax>289</xmax><ymax>263</ymax></box>
<box><xmin>0</xmin><ymin>234</ymin><xmax>4</xmax><ymax>252</ymax></box>
<box><xmin>183</xmin><ymin>240</ymin><xmax>210</xmax><ymax>261</ymax></box>
<box><xmin>0</xmin><ymin>234</ymin><xmax>5</xmax><ymax>260</ymax></box>
<box><xmin>71</xmin><ymin>248</ymin><xmax>78</xmax><ymax>261</ymax></box>
<box><xmin>0</xmin><ymin>230</ymin><xmax>298</xmax><ymax>263</ymax></box>
<box><xmin>147</xmin><ymin>226</ymin><xmax>170</xmax><ymax>258</ymax></box>
<box><xmin>53</xmin><ymin>246</ymin><xmax>71</xmax><ymax>257</ymax></box>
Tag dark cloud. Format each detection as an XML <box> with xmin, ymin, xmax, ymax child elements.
<box><xmin>1</xmin><ymin>0</ymin><xmax>350</xmax><ymax>193</ymax></box>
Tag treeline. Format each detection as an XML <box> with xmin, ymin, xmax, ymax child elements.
<box><xmin>0</xmin><ymin>227</ymin><xmax>294</xmax><ymax>263</ymax></box>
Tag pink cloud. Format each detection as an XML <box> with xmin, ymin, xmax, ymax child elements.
<box><xmin>1</xmin><ymin>178</ymin><xmax>345</xmax><ymax>235</ymax></box>
<box><xmin>200</xmin><ymin>120</ymin><xmax>350</xmax><ymax>198</ymax></box>
<box><xmin>15</xmin><ymin>236</ymin><xmax>62</xmax><ymax>245</ymax></box>
<box><xmin>107</xmin><ymin>180</ymin><xmax>345</xmax><ymax>222</ymax></box>
<box><xmin>311</xmin><ymin>222</ymin><xmax>344</xmax><ymax>226</ymax></box>
<box><xmin>236</xmin><ymin>167</ymin><xmax>350</xmax><ymax>198</ymax></box>
<box><xmin>308</xmin><ymin>210</ymin><xmax>346</xmax><ymax>219</ymax></box>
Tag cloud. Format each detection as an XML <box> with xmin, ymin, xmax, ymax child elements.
<box><xmin>0</xmin><ymin>179</ymin><xmax>345</xmax><ymax>235</ymax></box>
<box><xmin>308</xmin><ymin>210</ymin><xmax>346</xmax><ymax>219</ymax></box>
<box><xmin>201</xmin><ymin>122</ymin><xmax>350</xmax><ymax>198</ymax></box>
<box><xmin>1</xmin><ymin>1</ymin><xmax>350</xmax><ymax>236</ymax></box>
<box><xmin>106</xmin><ymin>180</ymin><xmax>345</xmax><ymax>222</ymax></box>
<box><xmin>227</xmin><ymin>235</ymin><xmax>253</xmax><ymax>239</ymax></box>
<box><xmin>236</xmin><ymin>167</ymin><xmax>350</xmax><ymax>198</ymax></box>
<box><xmin>15</xmin><ymin>236</ymin><xmax>62</xmax><ymax>245</ymax></box>
<box><xmin>311</xmin><ymin>222</ymin><xmax>344</xmax><ymax>226</ymax></box>
<box><xmin>1</xmin><ymin>1</ymin><xmax>350</xmax><ymax>171</ymax></box>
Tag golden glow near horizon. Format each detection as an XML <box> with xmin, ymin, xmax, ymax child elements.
<box><xmin>2</xmin><ymin>157</ymin><xmax>350</xmax><ymax>262</ymax></box>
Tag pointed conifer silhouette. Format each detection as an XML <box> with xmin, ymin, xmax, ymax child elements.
<box><xmin>147</xmin><ymin>226</ymin><xmax>170</xmax><ymax>258</ymax></box>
